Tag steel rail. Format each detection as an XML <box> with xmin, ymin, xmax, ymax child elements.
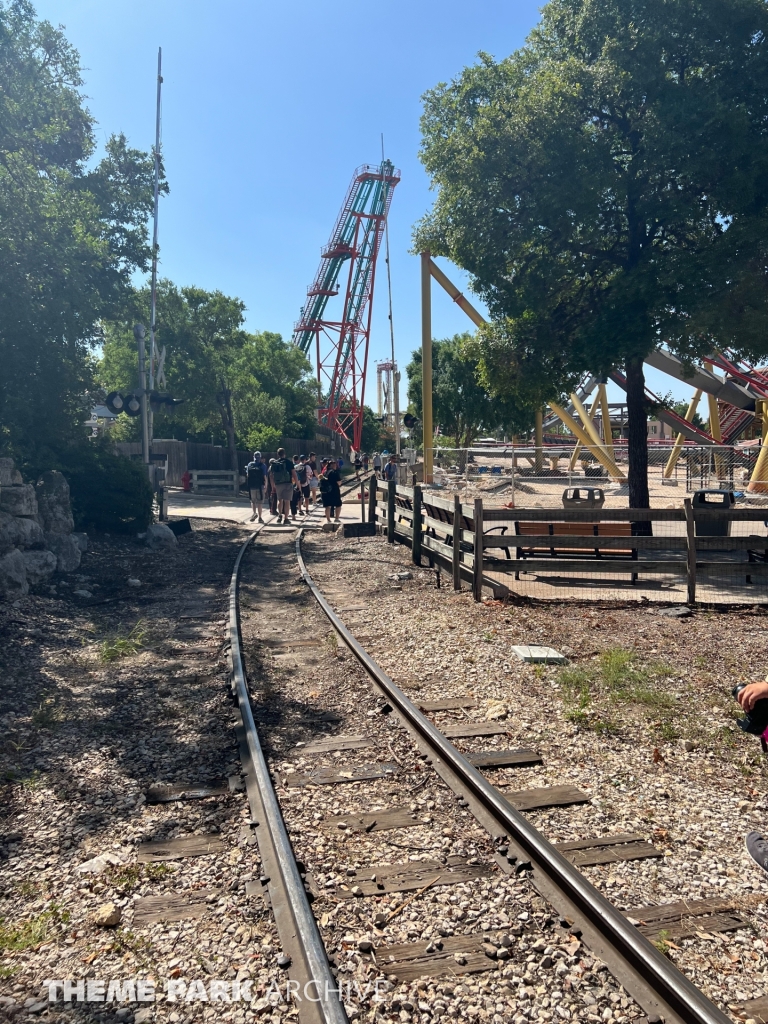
<box><xmin>295</xmin><ymin>531</ymin><xmax>732</xmax><ymax>1024</ymax></box>
<box><xmin>229</xmin><ymin>530</ymin><xmax>348</xmax><ymax>1024</ymax></box>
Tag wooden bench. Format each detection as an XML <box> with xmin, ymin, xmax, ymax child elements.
<box><xmin>514</xmin><ymin>521</ymin><xmax>638</xmax><ymax>581</ymax></box>
<box><xmin>423</xmin><ymin>502</ymin><xmax>512</xmax><ymax>560</ymax></box>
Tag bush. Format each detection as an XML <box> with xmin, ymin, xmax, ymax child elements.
<box><xmin>55</xmin><ymin>439</ymin><xmax>154</xmax><ymax>533</ymax></box>
<box><xmin>241</xmin><ymin>424</ymin><xmax>282</xmax><ymax>453</ymax></box>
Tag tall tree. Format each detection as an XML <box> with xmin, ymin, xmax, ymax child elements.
<box><xmin>406</xmin><ymin>333</ymin><xmax>533</xmax><ymax>450</ymax></box>
<box><xmin>99</xmin><ymin>283</ymin><xmax>317</xmax><ymax>466</ymax></box>
<box><xmin>416</xmin><ymin>0</ymin><xmax>768</xmax><ymax>506</ymax></box>
<box><xmin>0</xmin><ymin>0</ymin><xmax>161</xmax><ymax>471</ymax></box>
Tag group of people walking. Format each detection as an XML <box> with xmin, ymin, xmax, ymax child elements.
<box><xmin>244</xmin><ymin>448</ymin><xmax>343</xmax><ymax>526</ymax></box>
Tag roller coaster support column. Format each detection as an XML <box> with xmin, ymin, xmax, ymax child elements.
<box><xmin>748</xmin><ymin>399</ymin><xmax>768</xmax><ymax>493</ymax></box>
<box><xmin>597</xmin><ymin>383</ymin><xmax>615</xmax><ymax>461</ymax></box>
<box><xmin>421</xmin><ymin>252</ymin><xmax>433</xmax><ymax>484</ymax></box>
<box><xmin>704</xmin><ymin>362</ymin><xmax>724</xmax><ymax>479</ymax></box>
<box><xmin>569</xmin><ymin>389</ymin><xmax>600</xmax><ymax>471</ymax></box>
<box><xmin>534</xmin><ymin>409</ymin><xmax>544</xmax><ymax>473</ymax></box>
<box><xmin>663</xmin><ymin>390</ymin><xmax>703</xmax><ymax>479</ymax></box>
<box><xmin>549</xmin><ymin>401</ymin><xmax>626</xmax><ymax>481</ymax></box>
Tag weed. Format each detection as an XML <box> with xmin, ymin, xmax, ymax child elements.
<box><xmin>0</xmin><ymin>906</ymin><xmax>69</xmax><ymax>952</ymax></box>
<box><xmin>325</xmin><ymin>632</ymin><xmax>339</xmax><ymax>657</ymax></box>
<box><xmin>655</xmin><ymin>721</ymin><xmax>680</xmax><ymax>742</ymax></box>
<box><xmin>109</xmin><ymin>863</ymin><xmax>174</xmax><ymax>892</ymax></box>
<box><xmin>31</xmin><ymin>692</ymin><xmax>62</xmax><ymax>730</ymax></box>
<box><xmin>654</xmin><ymin>928</ymin><xmax>671</xmax><ymax>956</ymax></box>
<box><xmin>0</xmin><ymin>965</ymin><xmax>16</xmax><ymax>979</ymax></box>
<box><xmin>14</xmin><ymin>879</ymin><xmax>41</xmax><ymax>899</ymax></box>
<box><xmin>99</xmin><ymin>621</ymin><xmax>146</xmax><ymax>663</ymax></box>
<box><xmin>20</xmin><ymin>770</ymin><xmax>43</xmax><ymax>791</ymax></box>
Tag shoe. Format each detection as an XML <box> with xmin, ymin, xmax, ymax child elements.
<box><xmin>334</xmin><ymin>517</ymin><xmax>341</xmax><ymax>523</ymax></box>
<box><xmin>276</xmin><ymin>515</ymin><xmax>283</xmax><ymax>524</ymax></box>
<box><xmin>249</xmin><ymin>513</ymin><xmax>257</xmax><ymax>522</ymax></box>
<box><xmin>258</xmin><ymin>516</ymin><xmax>264</xmax><ymax>523</ymax></box>
<box><xmin>746</xmin><ymin>832</ymin><xmax>768</xmax><ymax>874</ymax></box>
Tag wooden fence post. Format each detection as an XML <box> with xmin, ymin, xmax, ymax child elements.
<box><xmin>684</xmin><ymin>497</ymin><xmax>697</xmax><ymax>605</ymax></box>
<box><xmin>360</xmin><ymin>482</ymin><xmax>366</xmax><ymax>523</ymax></box>
<box><xmin>452</xmin><ymin>494</ymin><xmax>462</xmax><ymax>591</ymax></box>
<box><xmin>412</xmin><ymin>485</ymin><xmax>422</xmax><ymax>566</ymax></box>
<box><xmin>387</xmin><ymin>480</ymin><xmax>396</xmax><ymax>544</ymax></box>
<box><xmin>472</xmin><ymin>497</ymin><xmax>484</xmax><ymax>602</ymax></box>
<box><xmin>368</xmin><ymin>474</ymin><xmax>377</xmax><ymax>526</ymax></box>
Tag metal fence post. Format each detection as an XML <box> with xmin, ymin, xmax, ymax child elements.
<box><xmin>472</xmin><ymin>497</ymin><xmax>484</xmax><ymax>602</ymax></box>
<box><xmin>453</xmin><ymin>494</ymin><xmax>462</xmax><ymax>591</ymax></box>
<box><xmin>412</xmin><ymin>485</ymin><xmax>422</xmax><ymax>566</ymax></box>
<box><xmin>684</xmin><ymin>497</ymin><xmax>697</xmax><ymax>605</ymax></box>
<box><xmin>387</xmin><ymin>480</ymin><xmax>396</xmax><ymax>544</ymax></box>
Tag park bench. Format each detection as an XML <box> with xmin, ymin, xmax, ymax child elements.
<box><xmin>422</xmin><ymin>500</ymin><xmax>512</xmax><ymax>560</ymax></box>
<box><xmin>514</xmin><ymin>520</ymin><xmax>638</xmax><ymax>581</ymax></box>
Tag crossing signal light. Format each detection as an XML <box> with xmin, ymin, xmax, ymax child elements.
<box><xmin>103</xmin><ymin>390</ymin><xmax>184</xmax><ymax>417</ymax></box>
<box><xmin>403</xmin><ymin>414</ymin><xmax>419</xmax><ymax>429</ymax></box>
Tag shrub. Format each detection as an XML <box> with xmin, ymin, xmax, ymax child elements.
<box><xmin>55</xmin><ymin>439</ymin><xmax>154</xmax><ymax>533</ymax></box>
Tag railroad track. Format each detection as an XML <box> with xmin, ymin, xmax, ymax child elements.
<box><xmin>228</xmin><ymin>511</ymin><xmax>738</xmax><ymax>1024</ymax></box>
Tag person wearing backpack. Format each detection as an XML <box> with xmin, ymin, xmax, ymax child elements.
<box><xmin>294</xmin><ymin>455</ymin><xmax>312</xmax><ymax>516</ymax></box>
<box><xmin>245</xmin><ymin>451</ymin><xmax>267</xmax><ymax>523</ymax></box>
<box><xmin>269</xmin><ymin>448</ymin><xmax>300</xmax><ymax>525</ymax></box>
<box><xmin>320</xmin><ymin>458</ymin><xmax>342</xmax><ymax>526</ymax></box>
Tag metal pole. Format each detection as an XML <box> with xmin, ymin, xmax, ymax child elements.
<box><xmin>134</xmin><ymin>324</ymin><xmax>150</xmax><ymax>474</ymax></box>
<box><xmin>148</xmin><ymin>47</ymin><xmax>163</xmax><ymax>444</ymax></box>
<box><xmin>421</xmin><ymin>252</ymin><xmax>433</xmax><ymax>484</ymax></box>
<box><xmin>381</xmin><ymin>135</ymin><xmax>400</xmax><ymax>457</ymax></box>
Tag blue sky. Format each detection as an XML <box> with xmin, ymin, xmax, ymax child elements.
<box><xmin>34</xmin><ymin>0</ymin><xmax>690</xmax><ymax>408</ymax></box>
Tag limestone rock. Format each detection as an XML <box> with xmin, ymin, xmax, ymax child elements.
<box><xmin>0</xmin><ymin>484</ymin><xmax>37</xmax><ymax>517</ymax></box>
<box><xmin>46</xmin><ymin>533</ymin><xmax>82</xmax><ymax>573</ymax></box>
<box><xmin>21</xmin><ymin>549</ymin><xmax>57</xmax><ymax>584</ymax></box>
<box><xmin>0</xmin><ymin>512</ymin><xmax>44</xmax><ymax>553</ymax></box>
<box><xmin>35</xmin><ymin>471</ymin><xmax>74</xmax><ymax>536</ymax></box>
<box><xmin>0</xmin><ymin>458</ymin><xmax>22</xmax><ymax>486</ymax></box>
<box><xmin>91</xmin><ymin>902</ymin><xmax>121</xmax><ymax>927</ymax></box>
<box><xmin>146</xmin><ymin>522</ymin><xmax>178</xmax><ymax>550</ymax></box>
<box><xmin>0</xmin><ymin>549</ymin><xmax>28</xmax><ymax>597</ymax></box>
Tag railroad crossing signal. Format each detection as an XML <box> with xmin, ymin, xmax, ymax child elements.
<box><xmin>105</xmin><ymin>390</ymin><xmax>184</xmax><ymax>417</ymax></box>
<box><xmin>403</xmin><ymin>414</ymin><xmax>419</xmax><ymax>429</ymax></box>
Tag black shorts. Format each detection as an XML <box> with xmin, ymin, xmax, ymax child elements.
<box><xmin>301</xmin><ymin>485</ymin><xmax>310</xmax><ymax>499</ymax></box>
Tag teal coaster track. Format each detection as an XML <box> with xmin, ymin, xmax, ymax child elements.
<box><xmin>292</xmin><ymin>161</ymin><xmax>400</xmax><ymax>451</ymax></box>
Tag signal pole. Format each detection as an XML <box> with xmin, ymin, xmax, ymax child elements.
<box><xmin>381</xmin><ymin>134</ymin><xmax>400</xmax><ymax>457</ymax></box>
<box><xmin>134</xmin><ymin>324</ymin><xmax>150</xmax><ymax>471</ymax></box>
<box><xmin>148</xmin><ymin>46</ymin><xmax>163</xmax><ymax>444</ymax></box>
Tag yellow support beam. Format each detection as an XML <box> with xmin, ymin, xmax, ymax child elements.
<box><xmin>663</xmin><ymin>390</ymin><xmax>703</xmax><ymax>479</ymax></box>
<box><xmin>569</xmin><ymin>390</ymin><xmax>600</xmax><ymax>470</ymax></box>
<box><xmin>420</xmin><ymin>252</ymin><xmax>433</xmax><ymax>484</ymax></box>
<box><xmin>704</xmin><ymin>361</ymin><xmax>724</xmax><ymax>480</ymax></box>
<box><xmin>427</xmin><ymin>260</ymin><xmax>487</xmax><ymax>329</ymax></box>
<box><xmin>597</xmin><ymin>383</ymin><xmax>615</xmax><ymax>461</ymax></box>
<box><xmin>549</xmin><ymin>401</ymin><xmax>626</xmax><ymax>481</ymax></box>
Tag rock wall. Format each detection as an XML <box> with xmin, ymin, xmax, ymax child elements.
<box><xmin>0</xmin><ymin>459</ymin><xmax>86</xmax><ymax>598</ymax></box>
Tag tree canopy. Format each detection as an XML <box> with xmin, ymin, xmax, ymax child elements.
<box><xmin>416</xmin><ymin>0</ymin><xmax>768</xmax><ymax>505</ymax></box>
<box><xmin>0</xmin><ymin>0</ymin><xmax>162</xmax><ymax>472</ymax></box>
<box><xmin>99</xmin><ymin>282</ymin><xmax>318</xmax><ymax>466</ymax></box>
<box><xmin>406</xmin><ymin>333</ymin><xmax>533</xmax><ymax>450</ymax></box>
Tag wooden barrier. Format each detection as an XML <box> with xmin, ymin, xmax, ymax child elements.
<box><xmin>191</xmin><ymin>469</ymin><xmax>239</xmax><ymax>496</ymax></box>
<box><xmin>367</xmin><ymin>480</ymin><xmax>768</xmax><ymax>604</ymax></box>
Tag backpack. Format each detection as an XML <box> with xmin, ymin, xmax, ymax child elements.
<box><xmin>270</xmin><ymin>459</ymin><xmax>292</xmax><ymax>485</ymax></box>
<box><xmin>247</xmin><ymin>462</ymin><xmax>265</xmax><ymax>489</ymax></box>
<box><xmin>319</xmin><ymin>475</ymin><xmax>331</xmax><ymax>493</ymax></box>
<box><xmin>295</xmin><ymin>463</ymin><xmax>308</xmax><ymax>485</ymax></box>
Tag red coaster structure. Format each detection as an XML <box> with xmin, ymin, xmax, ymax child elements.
<box><xmin>293</xmin><ymin>161</ymin><xmax>400</xmax><ymax>451</ymax></box>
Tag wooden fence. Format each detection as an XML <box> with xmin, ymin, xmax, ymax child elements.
<box><xmin>366</xmin><ymin>477</ymin><xmax>768</xmax><ymax>604</ymax></box>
